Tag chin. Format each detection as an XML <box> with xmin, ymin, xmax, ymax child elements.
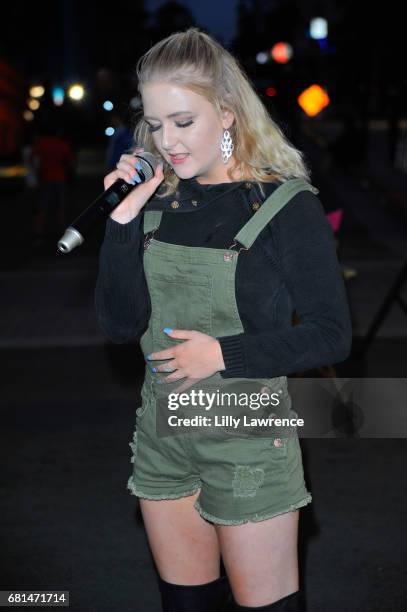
<box><xmin>173</xmin><ymin>166</ymin><xmax>198</xmax><ymax>179</ymax></box>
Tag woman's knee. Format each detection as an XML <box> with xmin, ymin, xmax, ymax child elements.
<box><xmin>215</xmin><ymin>511</ymin><xmax>299</xmax><ymax>606</ymax></box>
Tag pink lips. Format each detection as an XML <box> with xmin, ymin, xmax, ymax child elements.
<box><xmin>169</xmin><ymin>153</ymin><xmax>190</xmax><ymax>165</ymax></box>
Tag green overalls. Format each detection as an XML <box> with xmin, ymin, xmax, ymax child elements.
<box><xmin>127</xmin><ymin>178</ymin><xmax>316</xmax><ymax>525</ymax></box>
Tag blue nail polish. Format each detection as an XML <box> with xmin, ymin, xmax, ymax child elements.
<box><xmin>129</xmin><ymin>179</ymin><xmax>136</xmax><ymax>185</ymax></box>
<box><xmin>146</xmin><ymin>355</ymin><xmax>152</xmax><ymax>360</ymax></box>
<box><xmin>151</xmin><ymin>367</ymin><xmax>157</xmax><ymax>373</ymax></box>
<box><xmin>132</xmin><ymin>173</ymin><xmax>142</xmax><ymax>183</ymax></box>
<box><xmin>163</xmin><ymin>327</ymin><xmax>173</xmax><ymax>334</ymax></box>
<box><xmin>135</xmin><ymin>161</ymin><xmax>143</xmax><ymax>171</ymax></box>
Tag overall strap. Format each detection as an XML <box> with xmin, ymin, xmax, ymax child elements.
<box><xmin>143</xmin><ymin>210</ymin><xmax>163</xmax><ymax>234</ymax></box>
<box><xmin>233</xmin><ymin>178</ymin><xmax>319</xmax><ymax>249</ymax></box>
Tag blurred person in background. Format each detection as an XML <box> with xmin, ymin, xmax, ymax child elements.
<box><xmin>105</xmin><ymin>108</ymin><xmax>134</xmax><ymax>172</ymax></box>
<box><xmin>21</xmin><ymin>125</ymin><xmax>39</xmax><ymax>212</ymax></box>
<box><xmin>31</xmin><ymin>123</ymin><xmax>76</xmax><ymax>244</ymax></box>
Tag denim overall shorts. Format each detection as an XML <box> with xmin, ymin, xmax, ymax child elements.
<box><xmin>127</xmin><ymin>178</ymin><xmax>316</xmax><ymax>525</ymax></box>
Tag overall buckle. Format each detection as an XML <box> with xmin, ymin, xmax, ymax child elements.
<box><xmin>224</xmin><ymin>240</ymin><xmax>249</xmax><ymax>260</ymax></box>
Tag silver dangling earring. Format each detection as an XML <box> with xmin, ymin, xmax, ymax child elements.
<box><xmin>220</xmin><ymin>129</ymin><xmax>234</xmax><ymax>164</ymax></box>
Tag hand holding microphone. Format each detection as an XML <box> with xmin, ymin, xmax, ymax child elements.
<box><xmin>57</xmin><ymin>148</ymin><xmax>164</xmax><ymax>253</ymax></box>
<box><xmin>105</xmin><ymin>147</ymin><xmax>164</xmax><ymax>224</ymax></box>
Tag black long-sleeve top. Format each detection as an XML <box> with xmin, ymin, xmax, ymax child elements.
<box><xmin>95</xmin><ymin>177</ymin><xmax>352</xmax><ymax>378</ymax></box>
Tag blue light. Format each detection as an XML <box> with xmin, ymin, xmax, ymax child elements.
<box><xmin>317</xmin><ymin>38</ymin><xmax>329</xmax><ymax>51</ymax></box>
<box><xmin>52</xmin><ymin>86</ymin><xmax>65</xmax><ymax>106</ymax></box>
<box><xmin>105</xmin><ymin>127</ymin><xmax>115</xmax><ymax>136</ymax></box>
<box><xmin>103</xmin><ymin>100</ymin><xmax>114</xmax><ymax>111</ymax></box>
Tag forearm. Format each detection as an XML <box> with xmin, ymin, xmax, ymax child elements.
<box><xmin>218</xmin><ymin>310</ymin><xmax>352</xmax><ymax>379</ymax></box>
<box><xmin>95</xmin><ymin>216</ymin><xmax>151</xmax><ymax>343</ymax></box>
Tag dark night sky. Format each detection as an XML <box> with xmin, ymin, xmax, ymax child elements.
<box><xmin>147</xmin><ymin>0</ymin><xmax>239</xmax><ymax>44</ymax></box>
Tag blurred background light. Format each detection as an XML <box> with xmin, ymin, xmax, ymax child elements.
<box><xmin>265</xmin><ymin>86</ymin><xmax>277</xmax><ymax>97</ymax></box>
<box><xmin>52</xmin><ymin>86</ymin><xmax>65</xmax><ymax>106</ymax></box>
<box><xmin>68</xmin><ymin>84</ymin><xmax>85</xmax><ymax>101</ymax></box>
<box><xmin>103</xmin><ymin>100</ymin><xmax>114</xmax><ymax>111</ymax></box>
<box><xmin>27</xmin><ymin>99</ymin><xmax>40</xmax><ymax>111</ymax></box>
<box><xmin>29</xmin><ymin>85</ymin><xmax>44</xmax><ymax>98</ymax></box>
<box><xmin>271</xmin><ymin>42</ymin><xmax>293</xmax><ymax>64</ymax></box>
<box><xmin>0</xmin><ymin>165</ymin><xmax>27</xmax><ymax>178</ymax></box>
<box><xmin>105</xmin><ymin>127</ymin><xmax>115</xmax><ymax>136</ymax></box>
<box><xmin>310</xmin><ymin>17</ymin><xmax>328</xmax><ymax>40</ymax></box>
<box><xmin>256</xmin><ymin>52</ymin><xmax>269</xmax><ymax>64</ymax></box>
<box><xmin>297</xmin><ymin>84</ymin><xmax>330</xmax><ymax>117</ymax></box>
<box><xmin>23</xmin><ymin>110</ymin><xmax>34</xmax><ymax>121</ymax></box>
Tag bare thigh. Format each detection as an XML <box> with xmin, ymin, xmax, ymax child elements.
<box><xmin>216</xmin><ymin>510</ymin><xmax>299</xmax><ymax>607</ymax></box>
<box><xmin>139</xmin><ymin>489</ymin><xmax>221</xmax><ymax>584</ymax></box>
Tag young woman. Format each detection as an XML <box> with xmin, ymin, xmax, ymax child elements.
<box><xmin>95</xmin><ymin>28</ymin><xmax>352</xmax><ymax>611</ymax></box>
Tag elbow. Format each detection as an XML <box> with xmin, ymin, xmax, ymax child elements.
<box><xmin>333</xmin><ymin>335</ymin><xmax>352</xmax><ymax>363</ymax></box>
<box><xmin>96</xmin><ymin>316</ymin><xmax>138</xmax><ymax>344</ymax></box>
<box><xmin>326</xmin><ymin>319</ymin><xmax>353</xmax><ymax>364</ymax></box>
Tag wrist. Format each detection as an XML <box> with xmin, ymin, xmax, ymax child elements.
<box><xmin>214</xmin><ymin>339</ymin><xmax>226</xmax><ymax>371</ymax></box>
<box><xmin>105</xmin><ymin>214</ymin><xmax>141</xmax><ymax>243</ymax></box>
<box><xmin>109</xmin><ymin>211</ymin><xmax>139</xmax><ymax>224</ymax></box>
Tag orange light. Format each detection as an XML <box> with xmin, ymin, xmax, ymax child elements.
<box><xmin>297</xmin><ymin>84</ymin><xmax>330</xmax><ymax>117</ymax></box>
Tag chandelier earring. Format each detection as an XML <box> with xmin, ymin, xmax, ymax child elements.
<box><xmin>220</xmin><ymin>129</ymin><xmax>234</xmax><ymax>164</ymax></box>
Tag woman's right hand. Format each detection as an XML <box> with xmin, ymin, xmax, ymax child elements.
<box><xmin>105</xmin><ymin>147</ymin><xmax>165</xmax><ymax>224</ymax></box>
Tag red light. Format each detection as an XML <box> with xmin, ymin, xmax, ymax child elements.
<box><xmin>271</xmin><ymin>42</ymin><xmax>293</xmax><ymax>64</ymax></box>
<box><xmin>266</xmin><ymin>87</ymin><xmax>276</xmax><ymax>97</ymax></box>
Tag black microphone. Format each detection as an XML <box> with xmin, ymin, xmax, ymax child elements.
<box><xmin>57</xmin><ymin>151</ymin><xmax>158</xmax><ymax>253</ymax></box>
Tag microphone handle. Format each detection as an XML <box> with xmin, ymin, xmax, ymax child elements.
<box><xmin>57</xmin><ymin>170</ymin><xmax>147</xmax><ymax>254</ymax></box>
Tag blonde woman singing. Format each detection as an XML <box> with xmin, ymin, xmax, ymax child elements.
<box><xmin>95</xmin><ymin>28</ymin><xmax>352</xmax><ymax>612</ymax></box>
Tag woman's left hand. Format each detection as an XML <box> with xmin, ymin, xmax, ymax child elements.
<box><xmin>146</xmin><ymin>329</ymin><xmax>226</xmax><ymax>393</ymax></box>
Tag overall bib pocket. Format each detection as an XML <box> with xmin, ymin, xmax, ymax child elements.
<box><xmin>148</xmin><ymin>272</ymin><xmax>213</xmax><ymax>347</ymax></box>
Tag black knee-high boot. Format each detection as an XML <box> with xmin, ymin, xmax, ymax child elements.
<box><xmin>158</xmin><ymin>574</ymin><xmax>233</xmax><ymax>612</ymax></box>
<box><xmin>232</xmin><ymin>589</ymin><xmax>305</xmax><ymax>611</ymax></box>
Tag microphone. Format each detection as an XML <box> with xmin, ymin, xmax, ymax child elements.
<box><xmin>57</xmin><ymin>151</ymin><xmax>158</xmax><ymax>254</ymax></box>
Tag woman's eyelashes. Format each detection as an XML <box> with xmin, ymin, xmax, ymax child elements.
<box><xmin>146</xmin><ymin>120</ymin><xmax>194</xmax><ymax>133</ymax></box>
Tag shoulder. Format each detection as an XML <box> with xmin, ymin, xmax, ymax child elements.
<box><xmin>255</xmin><ymin>180</ymin><xmax>333</xmax><ymax>257</ymax></box>
<box><xmin>272</xmin><ymin>188</ymin><xmax>336</xmax><ymax>258</ymax></box>
<box><xmin>255</xmin><ymin>179</ymin><xmax>325</xmax><ymax>227</ymax></box>
<box><xmin>277</xmin><ymin>189</ymin><xmax>326</xmax><ymax>226</ymax></box>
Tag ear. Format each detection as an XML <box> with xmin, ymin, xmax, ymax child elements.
<box><xmin>221</xmin><ymin>108</ymin><xmax>235</xmax><ymax>131</ymax></box>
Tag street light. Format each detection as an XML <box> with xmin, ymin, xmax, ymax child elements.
<box><xmin>68</xmin><ymin>84</ymin><xmax>85</xmax><ymax>101</ymax></box>
<box><xmin>29</xmin><ymin>85</ymin><xmax>45</xmax><ymax>98</ymax></box>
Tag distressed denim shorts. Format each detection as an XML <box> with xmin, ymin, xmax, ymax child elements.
<box><xmin>127</xmin><ymin>374</ymin><xmax>312</xmax><ymax>526</ymax></box>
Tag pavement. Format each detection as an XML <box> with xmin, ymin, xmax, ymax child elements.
<box><xmin>1</xmin><ymin>127</ymin><xmax>407</xmax><ymax>611</ymax></box>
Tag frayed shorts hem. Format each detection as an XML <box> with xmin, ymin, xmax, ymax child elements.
<box><xmin>127</xmin><ymin>476</ymin><xmax>201</xmax><ymax>501</ymax></box>
<box><xmin>192</xmin><ymin>494</ymin><xmax>313</xmax><ymax>526</ymax></box>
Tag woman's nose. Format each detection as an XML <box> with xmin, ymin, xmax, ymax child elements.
<box><xmin>160</xmin><ymin>125</ymin><xmax>178</xmax><ymax>150</ymax></box>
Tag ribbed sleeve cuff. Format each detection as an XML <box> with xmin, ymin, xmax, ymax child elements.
<box><xmin>217</xmin><ymin>334</ymin><xmax>247</xmax><ymax>378</ymax></box>
<box><xmin>104</xmin><ymin>215</ymin><xmax>142</xmax><ymax>243</ymax></box>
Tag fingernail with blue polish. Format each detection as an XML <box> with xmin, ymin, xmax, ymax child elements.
<box><xmin>132</xmin><ymin>173</ymin><xmax>142</xmax><ymax>183</ymax></box>
<box><xmin>129</xmin><ymin>179</ymin><xmax>136</xmax><ymax>185</ymax></box>
<box><xmin>135</xmin><ymin>161</ymin><xmax>143</xmax><ymax>171</ymax></box>
<box><xmin>151</xmin><ymin>367</ymin><xmax>157</xmax><ymax>373</ymax></box>
<box><xmin>163</xmin><ymin>328</ymin><xmax>173</xmax><ymax>334</ymax></box>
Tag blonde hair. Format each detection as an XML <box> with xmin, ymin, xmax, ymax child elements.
<box><xmin>133</xmin><ymin>27</ymin><xmax>311</xmax><ymax>198</ymax></box>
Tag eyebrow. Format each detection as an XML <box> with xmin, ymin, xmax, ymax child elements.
<box><xmin>143</xmin><ymin>111</ymin><xmax>194</xmax><ymax>121</ymax></box>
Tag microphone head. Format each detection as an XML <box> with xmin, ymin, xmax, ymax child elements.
<box><xmin>135</xmin><ymin>151</ymin><xmax>159</xmax><ymax>180</ymax></box>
